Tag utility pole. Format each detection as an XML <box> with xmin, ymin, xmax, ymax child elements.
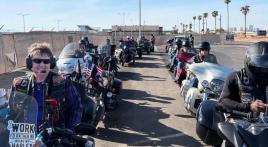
<box><xmin>139</xmin><ymin>0</ymin><xmax>141</xmax><ymax>38</ymax></box>
<box><xmin>219</xmin><ymin>14</ymin><xmax>222</xmax><ymax>34</ymax></box>
<box><xmin>18</xmin><ymin>13</ymin><xmax>30</xmax><ymax>32</ymax></box>
<box><xmin>57</xmin><ymin>19</ymin><xmax>62</xmax><ymax>31</ymax></box>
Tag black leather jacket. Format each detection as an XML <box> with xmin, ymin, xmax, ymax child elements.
<box><xmin>219</xmin><ymin>68</ymin><xmax>267</xmax><ymax>112</ymax></box>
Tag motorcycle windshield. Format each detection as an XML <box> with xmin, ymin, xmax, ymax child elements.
<box><xmin>59</xmin><ymin>42</ymin><xmax>84</xmax><ymax>58</ymax></box>
<box><xmin>0</xmin><ymin>91</ymin><xmax>38</xmax><ymax>147</ymax></box>
<box><xmin>0</xmin><ymin>88</ymin><xmax>9</xmax><ymax>119</ymax></box>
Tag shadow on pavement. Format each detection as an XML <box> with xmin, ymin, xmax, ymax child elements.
<box><xmin>129</xmin><ymin>62</ymin><xmax>164</xmax><ymax>68</ymax></box>
<box><xmin>136</xmin><ymin>56</ymin><xmax>158</xmax><ymax>61</ymax></box>
<box><xmin>121</xmin><ymin>89</ymin><xmax>174</xmax><ymax>103</ymax></box>
<box><xmin>96</xmin><ymin>91</ymin><xmax>203</xmax><ymax>146</ymax></box>
<box><xmin>117</xmin><ymin>71</ymin><xmax>166</xmax><ymax>82</ymax></box>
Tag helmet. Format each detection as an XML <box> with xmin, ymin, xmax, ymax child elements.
<box><xmin>182</xmin><ymin>40</ymin><xmax>190</xmax><ymax>47</ymax></box>
<box><xmin>81</xmin><ymin>36</ymin><xmax>89</xmax><ymax>42</ymax></box>
<box><xmin>244</xmin><ymin>41</ymin><xmax>268</xmax><ymax>84</ymax></box>
<box><xmin>79</xmin><ymin>39</ymin><xmax>87</xmax><ymax>45</ymax></box>
<box><xmin>175</xmin><ymin>38</ymin><xmax>182</xmax><ymax>47</ymax></box>
<box><xmin>199</xmin><ymin>42</ymin><xmax>211</xmax><ymax>51</ymax></box>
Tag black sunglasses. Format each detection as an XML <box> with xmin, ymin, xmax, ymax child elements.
<box><xmin>32</xmin><ymin>59</ymin><xmax>51</xmax><ymax>64</ymax></box>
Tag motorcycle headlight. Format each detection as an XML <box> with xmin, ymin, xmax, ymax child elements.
<box><xmin>102</xmin><ymin>77</ymin><xmax>108</xmax><ymax>87</ymax></box>
<box><xmin>210</xmin><ymin>79</ymin><xmax>224</xmax><ymax>95</ymax></box>
<box><xmin>112</xmin><ymin>88</ymin><xmax>118</xmax><ymax>94</ymax></box>
<box><xmin>106</xmin><ymin>92</ymin><xmax>113</xmax><ymax>98</ymax></box>
<box><xmin>123</xmin><ymin>45</ymin><xmax>127</xmax><ymax>49</ymax></box>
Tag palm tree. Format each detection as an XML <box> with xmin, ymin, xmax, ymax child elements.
<box><xmin>198</xmin><ymin>15</ymin><xmax>202</xmax><ymax>34</ymax></box>
<box><xmin>203</xmin><ymin>13</ymin><xmax>208</xmax><ymax>33</ymax></box>
<box><xmin>224</xmin><ymin>0</ymin><xmax>231</xmax><ymax>34</ymax></box>
<box><xmin>241</xmin><ymin>5</ymin><xmax>250</xmax><ymax>37</ymax></box>
<box><xmin>193</xmin><ymin>16</ymin><xmax>196</xmax><ymax>32</ymax></box>
<box><xmin>212</xmin><ymin>11</ymin><xmax>219</xmax><ymax>33</ymax></box>
<box><xmin>189</xmin><ymin>23</ymin><xmax>193</xmax><ymax>33</ymax></box>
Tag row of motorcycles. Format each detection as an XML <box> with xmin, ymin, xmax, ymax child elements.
<box><xmin>0</xmin><ymin>41</ymin><xmax>126</xmax><ymax>146</ymax></box>
<box><xmin>114</xmin><ymin>36</ymin><xmax>154</xmax><ymax>66</ymax></box>
<box><xmin>166</xmin><ymin>37</ymin><xmax>268</xmax><ymax>147</ymax></box>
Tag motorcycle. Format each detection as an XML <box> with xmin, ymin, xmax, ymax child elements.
<box><xmin>165</xmin><ymin>38</ymin><xmax>174</xmax><ymax>53</ymax></box>
<box><xmin>100</xmin><ymin>70</ymin><xmax>122</xmax><ymax>111</ymax></box>
<box><xmin>0</xmin><ymin>89</ymin><xmax>95</xmax><ymax>147</ymax></box>
<box><xmin>137</xmin><ymin>36</ymin><xmax>150</xmax><ymax>56</ymax></box>
<box><xmin>83</xmin><ymin>56</ymin><xmax>122</xmax><ymax>111</ymax></box>
<box><xmin>181</xmin><ymin>62</ymin><xmax>235</xmax><ymax>116</ymax></box>
<box><xmin>197</xmin><ymin>99</ymin><xmax>268</xmax><ymax>147</ymax></box>
<box><xmin>57</xmin><ymin>42</ymin><xmax>86</xmax><ymax>75</ymax></box>
<box><xmin>173</xmin><ymin>50</ymin><xmax>197</xmax><ymax>86</ymax></box>
<box><xmin>115</xmin><ymin>41</ymin><xmax>136</xmax><ymax>66</ymax></box>
<box><xmin>100</xmin><ymin>56</ymin><xmax>120</xmax><ymax>75</ymax></box>
<box><xmin>217</xmin><ymin>110</ymin><xmax>268</xmax><ymax>147</ymax></box>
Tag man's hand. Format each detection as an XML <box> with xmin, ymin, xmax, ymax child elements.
<box><xmin>250</xmin><ymin>100</ymin><xmax>267</xmax><ymax>112</ymax></box>
<box><xmin>33</xmin><ymin>140</ymin><xmax>42</xmax><ymax>147</ymax></box>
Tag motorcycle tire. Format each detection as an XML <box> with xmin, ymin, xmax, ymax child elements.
<box><xmin>138</xmin><ymin>53</ymin><xmax>142</xmax><ymax>58</ymax></box>
<box><xmin>132</xmin><ymin>55</ymin><xmax>135</xmax><ymax>64</ymax></box>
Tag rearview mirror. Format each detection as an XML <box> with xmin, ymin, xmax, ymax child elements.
<box><xmin>201</xmin><ymin>80</ymin><xmax>209</xmax><ymax>88</ymax></box>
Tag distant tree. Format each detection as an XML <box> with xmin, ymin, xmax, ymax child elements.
<box><xmin>193</xmin><ymin>16</ymin><xmax>196</xmax><ymax>32</ymax></box>
<box><xmin>198</xmin><ymin>15</ymin><xmax>202</xmax><ymax>34</ymax></box>
<box><xmin>224</xmin><ymin>0</ymin><xmax>231</xmax><ymax>34</ymax></box>
<box><xmin>212</xmin><ymin>11</ymin><xmax>219</xmax><ymax>33</ymax></box>
<box><xmin>203</xmin><ymin>13</ymin><xmax>208</xmax><ymax>34</ymax></box>
<box><xmin>189</xmin><ymin>23</ymin><xmax>192</xmax><ymax>33</ymax></box>
<box><xmin>241</xmin><ymin>5</ymin><xmax>250</xmax><ymax>37</ymax></box>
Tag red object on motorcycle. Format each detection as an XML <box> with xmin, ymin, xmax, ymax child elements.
<box><xmin>46</xmin><ymin>98</ymin><xmax>60</xmax><ymax>122</ymax></box>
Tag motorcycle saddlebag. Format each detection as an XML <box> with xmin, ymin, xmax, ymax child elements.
<box><xmin>111</xmin><ymin>78</ymin><xmax>122</xmax><ymax>94</ymax></box>
<box><xmin>196</xmin><ymin>99</ymin><xmax>224</xmax><ymax>146</ymax></box>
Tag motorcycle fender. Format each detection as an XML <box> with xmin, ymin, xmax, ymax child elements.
<box><xmin>184</xmin><ymin>87</ymin><xmax>200</xmax><ymax>114</ymax></box>
<box><xmin>180</xmin><ymin>80</ymin><xmax>191</xmax><ymax>97</ymax></box>
<box><xmin>217</xmin><ymin>122</ymin><xmax>243</xmax><ymax>147</ymax></box>
<box><xmin>112</xmin><ymin>78</ymin><xmax>122</xmax><ymax>89</ymax></box>
<box><xmin>196</xmin><ymin>100</ymin><xmax>224</xmax><ymax>130</ymax></box>
<box><xmin>82</xmin><ymin>95</ymin><xmax>97</xmax><ymax>122</ymax></box>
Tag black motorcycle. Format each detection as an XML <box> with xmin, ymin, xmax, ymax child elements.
<box><xmin>0</xmin><ymin>90</ymin><xmax>95</xmax><ymax>147</ymax></box>
<box><xmin>196</xmin><ymin>99</ymin><xmax>268</xmax><ymax>147</ymax></box>
<box><xmin>121</xmin><ymin>43</ymin><xmax>136</xmax><ymax>66</ymax></box>
<box><xmin>101</xmin><ymin>56</ymin><xmax>120</xmax><ymax>75</ymax></box>
<box><xmin>217</xmin><ymin>110</ymin><xmax>268</xmax><ymax>147</ymax></box>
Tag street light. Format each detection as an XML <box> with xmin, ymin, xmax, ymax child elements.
<box><xmin>139</xmin><ymin>0</ymin><xmax>141</xmax><ymax>38</ymax></box>
<box><xmin>18</xmin><ymin>13</ymin><xmax>30</xmax><ymax>32</ymax></box>
<box><xmin>57</xmin><ymin>19</ymin><xmax>62</xmax><ymax>31</ymax></box>
<box><xmin>118</xmin><ymin>12</ymin><xmax>126</xmax><ymax>36</ymax></box>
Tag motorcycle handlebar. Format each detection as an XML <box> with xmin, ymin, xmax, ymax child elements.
<box><xmin>53</xmin><ymin>127</ymin><xmax>94</xmax><ymax>146</ymax></box>
<box><xmin>0</xmin><ymin>102</ymin><xmax>8</xmax><ymax>110</ymax></box>
<box><xmin>216</xmin><ymin>104</ymin><xmax>259</xmax><ymax>121</ymax></box>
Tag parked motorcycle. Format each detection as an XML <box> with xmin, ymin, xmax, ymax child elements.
<box><xmin>100</xmin><ymin>56</ymin><xmax>120</xmax><ymax>75</ymax></box>
<box><xmin>0</xmin><ymin>90</ymin><xmax>95</xmax><ymax>147</ymax></box>
<box><xmin>137</xmin><ymin>36</ymin><xmax>150</xmax><ymax>56</ymax></box>
<box><xmin>115</xmin><ymin>41</ymin><xmax>136</xmax><ymax>66</ymax></box>
<box><xmin>57</xmin><ymin>42</ymin><xmax>86</xmax><ymax>75</ymax></box>
<box><xmin>181</xmin><ymin>62</ymin><xmax>235</xmax><ymax>116</ymax></box>
<box><xmin>100</xmin><ymin>70</ymin><xmax>122</xmax><ymax>111</ymax></box>
<box><xmin>165</xmin><ymin>38</ymin><xmax>174</xmax><ymax>53</ymax></box>
<box><xmin>197</xmin><ymin>99</ymin><xmax>268</xmax><ymax>147</ymax></box>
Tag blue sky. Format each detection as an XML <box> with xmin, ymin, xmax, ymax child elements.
<box><xmin>1</xmin><ymin>0</ymin><xmax>268</xmax><ymax>32</ymax></box>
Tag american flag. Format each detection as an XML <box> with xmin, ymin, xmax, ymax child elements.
<box><xmin>83</xmin><ymin>60</ymin><xmax>103</xmax><ymax>82</ymax></box>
